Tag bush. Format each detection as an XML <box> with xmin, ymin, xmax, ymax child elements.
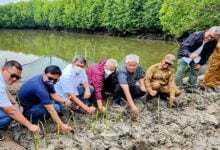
<box><xmin>160</xmin><ymin>0</ymin><xmax>220</xmax><ymax>37</ymax></box>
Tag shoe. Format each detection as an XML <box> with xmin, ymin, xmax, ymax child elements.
<box><xmin>158</xmin><ymin>93</ymin><xmax>168</xmax><ymax>100</ymax></box>
<box><xmin>199</xmin><ymin>87</ymin><xmax>214</xmax><ymax>93</ymax></box>
<box><xmin>0</xmin><ymin>132</ymin><xmax>4</xmax><ymax>141</ymax></box>
<box><xmin>58</xmin><ymin>112</ymin><xmax>64</xmax><ymax>117</ymax></box>
<box><xmin>212</xmin><ymin>87</ymin><xmax>220</xmax><ymax>93</ymax></box>
<box><xmin>112</xmin><ymin>102</ymin><xmax>121</xmax><ymax>108</ymax></box>
<box><xmin>120</xmin><ymin>98</ymin><xmax>127</xmax><ymax>106</ymax></box>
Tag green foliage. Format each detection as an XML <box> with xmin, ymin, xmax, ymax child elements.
<box><xmin>143</xmin><ymin>0</ymin><xmax>164</xmax><ymax>33</ymax></box>
<box><xmin>160</xmin><ymin>0</ymin><xmax>220</xmax><ymax>37</ymax></box>
<box><xmin>0</xmin><ymin>0</ymin><xmax>218</xmax><ymax>37</ymax></box>
<box><xmin>0</xmin><ymin>0</ymin><xmax>163</xmax><ymax>34</ymax></box>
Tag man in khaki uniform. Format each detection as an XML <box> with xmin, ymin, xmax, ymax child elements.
<box><xmin>144</xmin><ymin>54</ymin><xmax>181</xmax><ymax>102</ymax></box>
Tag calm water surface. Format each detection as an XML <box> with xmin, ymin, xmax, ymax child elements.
<box><xmin>0</xmin><ymin>29</ymin><xmax>178</xmax><ymax>79</ymax></box>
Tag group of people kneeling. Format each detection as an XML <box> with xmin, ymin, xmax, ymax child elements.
<box><xmin>0</xmin><ymin>26</ymin><xmax>220</xmax><ymax>140</ymax></box>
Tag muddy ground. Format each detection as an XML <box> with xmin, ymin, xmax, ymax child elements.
<box><xmin>1</xmin><ymin>87</ymin><xmax>220</xmax><ymax>150</ymax></box>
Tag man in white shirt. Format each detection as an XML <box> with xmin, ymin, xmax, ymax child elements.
<box><xmin>55</xmin><ymin>55</ymin><xmax>96</xmax><ymax>114</ymax></box>
<box><xmin>0</xmin><ymin>60</ymin><xmax>40</xmax><ymax>141</ymax></box>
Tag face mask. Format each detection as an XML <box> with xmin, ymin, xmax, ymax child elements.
<box><xmin>73</xmin><ymin>66</ymin><xmax>84</xmax><ymax>75</ymax></box>
<box><xmin>104</xmin><ymin>69</ymin><xmax>113</xmax><ymax>79</ymax></box>
<box><xmin>45</xmin><ymin>80</ymin><xmax>55</xmax><ymax>89</ymax></box>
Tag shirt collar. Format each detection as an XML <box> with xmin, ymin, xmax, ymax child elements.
<box><xmin>158</xmin><ymin>63</ymin><xmax>163</xmax><ymax>70</ymax></box>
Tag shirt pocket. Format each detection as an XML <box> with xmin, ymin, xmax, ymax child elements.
<box><xmin>153</xmin><ymin>73</ymin><xmax>162</xmax><ymax>79</ymax></box>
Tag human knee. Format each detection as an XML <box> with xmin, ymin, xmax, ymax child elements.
<box><xmin>0</xmin><ymin>116</ymin><xmax>12</xmax><ymax>128</ymax></box>
<box><xmin>151</xmin><ymin>82</ymin><xmax>161</xmax><ymax>90</ymax></box>
<box><xmin>114</xmin><ymin>84</ymin><xmax>123</xmax><ymax>94</ymax></box>
<box><xmin>175</xmin><ymin>89</ymin><xmax>182</xmax><ymax>97</ymax></box>
<box><xmin>89</xmin><ymin>85</ymin><xmax>94</xmax><ymax>94</ymax></box>
<box><xmin>53</xmin><ymin>104</ymin><xmax>63</xmax><ymax>113</ymax></box>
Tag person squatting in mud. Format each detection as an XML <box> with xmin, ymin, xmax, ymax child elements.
<box><xmin>0</xmin><ymin>61</ymin><xmax>40</xmax><ymax>141</ymax></box>
<box><xmin>112</xmin><ymin>54</ymin><xmax>146</xmax><ymax>115</ymax></box>
<box><xmin>144</xmin><ymin>54</ymin><xmax>181</xmax><ymax>106</ymax></box>
<box><xmin>86</xmin><ymin>58</ymin><xmax>118</xmax><ymax>113</ymax></box>
<box><xmin>1</xmin><ymin>26</ymin><xmax>220</xmax><ymax>141</ymax></box>
<box><xmin>18</xmin><ymin>65</ymin><xmax>73</xmax><ymax>133</ymax></box>
<box><xmin>55</xmin><ymin>55</ymin><xmax>96</xmax><ymax>114</ymax></box>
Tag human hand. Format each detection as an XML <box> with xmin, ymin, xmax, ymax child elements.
<box><xmin>19</xmin><ymin>106</ymin><xmax>23</xmax><ymax>113</ymax></box>
<box><xmin>98</xmin><ymin>106</ymin><xmax>106</xmax><ymax>113</ymax></box>
<box><xmin>140</xmin><ymin>86</ymin><xmax>146</xmax><ymax>92</ymax></box>
<box><xmin>131</xmin><ymin>105</ymin><xmax>140</xmax><ymax>115</ymax></box>
<box><xmin>61</xmin><ymin>124</ymin><xmax>73</xmax><ymax>133</ymax></box>
<box><xmin>169</xmin><ymin>96</ymin><xmax>176</xmax><ymax>102</ymax></box>
<box><xmin>87</xmin><ymin>106</ymin><xmax>96</xmax><ymax>113</ymax></box>
<box><xmin>28</xmin><ymin>124</ymin><xmax>41</xmax><ymax>134</ymax></box>
<box><xmin>64</xmin><ymin>99</ymin><xmax>72</xmax><ymax>107</ymax></box>
<box><xmin>189</xmin><ymin>53</ymin><xmax>198</xmax><ymax>59</ymax></box>
<box><xmin>83</xmin><ymin>90</ymin><xmax>91</xmax><ymax>99</ymax></box>
<box><xmin>195</xmin><ymin>64</ymin><xmax>201</xmax><ymax>70</ymax></box>
<box><xmin>149</xmin><ymin>90</ymin><xmax>157</xmax><ymax>96</ymax></box>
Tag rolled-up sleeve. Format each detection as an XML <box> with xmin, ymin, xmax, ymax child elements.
<box><xmin>117</xmin><ymin>72</ymin><xmax>128</xmax><ymax>85</ymax></box>
<box><xmin>79</xmin><ymin>71</ymin><xmax>88</xmax><ymax>84</ymax></box>
<box><xmin>168</xmin><ymin>72</ymin><xmax>175</xmax><ymax>97</ymax></box>
<box><xmin>0</xmin><ymin>88</ymin><xmax>12</xmax><ymax>107</ymax></box>
<box><xmin>136</xmin><ymin>66</ymin><xmax>145</xmax><ymax>80</ymax></box>
<box><xmin>144</xmin><ymin>65</ymin><xmax>155</xmax><ymax>91</ymax></box>
<box><xmin>92</xmin><ymin>74</ymin><xmax>104</xmax><ymax>100</ymax></box>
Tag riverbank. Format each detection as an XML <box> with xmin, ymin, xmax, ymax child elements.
<box><xmin>0</xmin><ymin>28</ymin><xmax>179</xmax><ymax>42</ymax></box>
<box><xmin>2</xmin><ymin>83</ymin><xmax>220</xmax><ymax>150</ymax></box>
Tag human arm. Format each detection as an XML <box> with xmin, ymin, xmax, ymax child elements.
<box><xmin>179</xmin><ymin>32</ymin><xmax>199</xmax><ymax>57</ymax></box>
<box><xmin>82</xmin><ymin>82</ymin><xmax>91</xmax><ymax>99</ymax></box>
<box><xmin>138</xmin><ymin>78</ymin><xmax>146</xmax><ymax>92</ymax></box>
<box><xmin>6</xmin><ymin>91</ymin><xmax>17</xmax><ymax>105</ymax></box>
<box><xmin>120</xmin><ymin>84</ymin><xmax>139</xmax><ymax>115</ymax></box>
<box><xmin>144</xmin><ymin>66</ymin><xmax>157</xmax><ymax>96</ymax></box>
<box><xmin>68</xmin><ymin>93</ymin><xmax>96</xmax><ymax>113</ymax></box>
<box><xmin>2</xmin><ymin>106</ymin><xmax>40</xmax><ymax>134</ymax></box>
<box><xmin>43</xmin><ymin>104</ymin><xmax>72</xmax><ymax>132</ymax></box>
<box><xmin>50</xmin><ymin>93</ymin><xmax>72</xmax><ymax>107</ymax></box>
<box><xmin>97</xmin><ymin>100</ymin><xmax>106</xmax><ymax>112</ymax></box>
<box><xmin>168</xmin><ymin>71</ymin><xmax>176</xmax><ymax>101</ymax></box>
<box><xmin>198</xmin><ymin>40</ymin><xmax>217</xmax><ymax>65</ymax></box>
<box><xmin>91</xmin><ymin>73</ymin><xmax>105</xmax><ymax>112</ymax></box>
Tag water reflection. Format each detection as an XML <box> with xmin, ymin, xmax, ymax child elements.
<box><xmin>0</xmin><ymin>29</ymin><xmax>178</xmax><ymax>70</ymax></box>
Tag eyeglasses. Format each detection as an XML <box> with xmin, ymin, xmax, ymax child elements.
<box><xmin>47</xmin><ymin>76</ymin><xmax>59</xmax><ymax>83</ymax></box>
<box><xmin>6</xmin><ymin>69</ymin><xmax>21</xmax><ymax>80</ymax></box>
<box><xmin>164</xmin><ymin>61</ymin><xmax>173</xmax><ymax>66</ymax></box>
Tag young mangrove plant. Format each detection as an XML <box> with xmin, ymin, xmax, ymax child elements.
<box><xmin>56</xmin><ymin>124</ymin><xmax>60</xmax><ymax>140</ymax></box>
<box><xmin>92</xmin><ymin>110</ymin><xmax>99</xmax><ymax>132</ymax></box>
<box><xmin>39</xmin><ymin>121</ymin><xmax>48</xmax><ymax>148</ymax></box>
<box><xmin>156</xmin><ymin>96</ymin><xmax>161</xmax><ymax>124</ymax></box>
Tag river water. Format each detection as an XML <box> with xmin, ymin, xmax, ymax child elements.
<box><xmin>0</xmin><ymin>29</ymin><xmax>178</xmax><ymax>80</ymax></box>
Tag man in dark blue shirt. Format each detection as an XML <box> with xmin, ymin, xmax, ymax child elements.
<box><xmin>18</xmin><ymin>65</ymin><xmax>72</xmax><ymax>133</ymax></box>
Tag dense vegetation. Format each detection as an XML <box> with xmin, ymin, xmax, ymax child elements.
<box><xmin>160</xmin><ymin>0</ymin><xmax>220</xmax><ymax>37</ymax></box>
<box><xmin>0</xmin><ymin>0</ymin><xmax>219</xmax><ymax>37</ymax></box>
